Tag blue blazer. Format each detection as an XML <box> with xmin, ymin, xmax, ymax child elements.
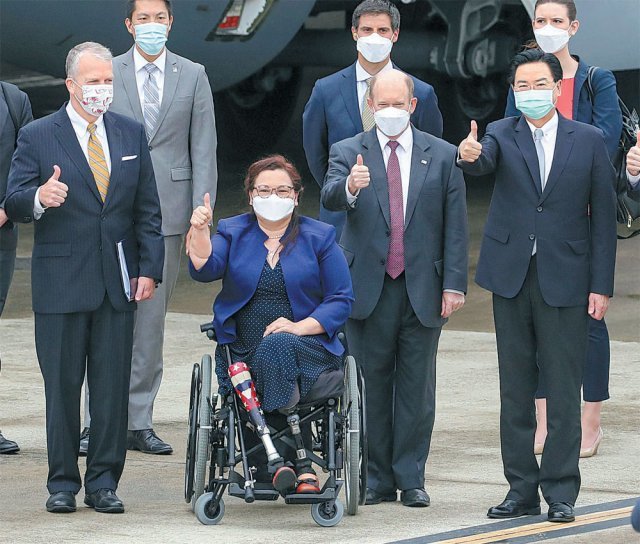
<box><xmin>5</xmin><ymin>105</ymin><xmax>164</xmax><ymax>314</ymax></box>
<box><xmin>303</xmin><ymin>62</ymin><xmax>443</xmax><ymax>189</ymax></box>
<box><xmin>189</xmin><ymin>214</ymin><xmax>354</xmax><ymax>356</ymax></box>
<box><xmin>505</xmin><ymin>57</ymin><xmax>622</xmax><ymax>158</ymax></box>
<box><xmin>458</xmin><ymin>114</ymin><xmax>617</xmax><ymax>307</ymax></box>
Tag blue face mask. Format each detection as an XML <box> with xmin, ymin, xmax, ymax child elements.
<box><xmin>514</xmin><ymin>88</ymin><xmax>556</xmax><ymax>120</ymax></box>
<box><xmin>134</xmin><ymin>22</ymin><xmax>168</xmax><ymax>56</ymax></box>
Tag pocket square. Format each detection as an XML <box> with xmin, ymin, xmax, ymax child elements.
<box><xmin>122</xmin><ymin>155</ymin><xmax>138</xmax><ymax>161</ymax></box>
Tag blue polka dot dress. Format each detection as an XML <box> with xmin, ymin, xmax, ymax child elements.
<box><xmin>215</xmin><ymin>259</ymin><xmax>341</xmax><ymax>412</ymax></box>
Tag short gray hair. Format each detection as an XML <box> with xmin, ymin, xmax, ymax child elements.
<box><xmin>65</xmin><ymin>42</ymin><xmax>112</xmax><ymax>79</ymax></box>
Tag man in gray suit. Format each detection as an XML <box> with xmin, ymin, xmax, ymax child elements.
<box><xmin>322</xmin><ymin>70</ymin><xmax>468</xmax><ymax>508</ymax></box>
<box><xmin>0</xmin><ymin>80</ymin><xmax>32</xmax><ymax>454</ymax></box>
<box><xmin>82</xmin><ymin>0</ymin><xmax>217</xmax><ymax>455</ymax></box>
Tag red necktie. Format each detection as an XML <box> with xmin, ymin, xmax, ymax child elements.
<box><xmin>386</xmin><ymin>140</ymin><xmax>404</xmax><ymax>278</ymax></box>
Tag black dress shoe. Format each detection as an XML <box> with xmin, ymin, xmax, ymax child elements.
<box><xmin>84</xmin><ymin>489</ymin><xmax>124</xmax><ymax>513</ymax></box>
<box><xmin>78</xmin><ymin>427</ymin><xmax>89</xmax><ymax>457</ymax></box>
<box><xmin>365</xmin><ymin>488</ymin><xmax>397</xmax><ymax>505</ymax></box>
<box><xmin>401</xmin><ymin>488</ymin><xmax>430</xmax><ymax>507</ymax></box>
<box><xmin>0</xmin><ymin>431</ymin><xmax>19</xmax><ymax>454</ymax></box>
<box><xmin>127</xmin><ymin>429</ymin><xmax>173</xmax><ymax>455</ymax></box>
<box><xmin>46</xmin><ymin>491</ymin><xmax>76</xmax><ymax>513</ymax></box>
<box><xmin>487</xmin><ymin>499</ymin><xmax>541</xmax><ymax>518</ymax></box>
<box><xmin>548</xmin><ymin>502</ymin><xmax>575</xmax><ymax>523</ymax></box>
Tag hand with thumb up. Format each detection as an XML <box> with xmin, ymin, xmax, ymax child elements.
<box><xmin>38</xmin><ymin>165</ymin><xmax>69</xmax><ymax>208</ymax></box>
<box><xmin>348</xmin><ymin>153</ymin><xmax>370</xmax><ymax>196</ymax></box>
<box><xmin>626</xmin><ymin>129</ymin><xmax>640</xmax><ymax>177</ymax></box>
<box><xmin>190</xmin><ymin>192</ymin><xmax>213</xmax><ymax>230</ymax></box>
<box><xmin>459</xmin><ymin>121</ymin><xmax>483</xmax><ymax>163</ymax></box>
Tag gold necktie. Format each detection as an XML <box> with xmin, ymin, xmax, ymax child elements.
<box><xmin>361</xmin><ymin>77</ymin><xmax>376</xmax><ymax>131</ymax></box>
<box><xmin>87</xmin><ymin>123</ymin><xmax>110</xmax><ymax>202</ymax></box>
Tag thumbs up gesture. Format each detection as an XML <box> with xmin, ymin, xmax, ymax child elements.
<box><xmin>38</xmin><ymin>165</ymin><xmax>69</xmax><ymax>208</ymax></box>
<box><xmin>348</xmin><ymin>154</ymin><xmax>370</xmax><ymax>196</ymax></box>
<box><xmin>459</xmin><ymin>121</ymin><xmax>483</xmax><ymax>163</ymax></box>
<box><xmin>190</xmin><ymin>192</ymin><xmax>213</xmax><ymax>230</ymax></box>
<box><xmin>626</xmin><ymin>130</ymin><xmax>640</xmax><ymax>177</ymax></box>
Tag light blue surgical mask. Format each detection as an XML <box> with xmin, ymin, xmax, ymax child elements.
<box><xmin>514</xmin><ymin>88</ymin><xmax>556</xmax><ymax>120</ymax></box>
<box><xmin>134</xmin><ymin>22</ymin><xmax>168</xmax><ymax>56</ymax></box>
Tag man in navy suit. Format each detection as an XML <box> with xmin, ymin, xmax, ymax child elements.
<box><xmin>5</xmin><ymin>42</ymin><xmax>164</xmax><ymax>514</ymax></box>
<box><xmin>458</xmin><ymin>49</ymin><xmax>616</xmax><ymax>523</ymax></box>
<box><xmin>0</xmin><ymin>80</ymin><xmax>32</xmax><ymax>454</ymax></box>
<box><xmin>303</xmin><ymin>0</ymin><xmax>442</xmax><ymax>238</ymax></box>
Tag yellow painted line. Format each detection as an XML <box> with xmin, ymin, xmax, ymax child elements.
<box><xmin>434</xmin><ymin>506</ymin><xmax>633</xmax><ymax>544</ymax></box>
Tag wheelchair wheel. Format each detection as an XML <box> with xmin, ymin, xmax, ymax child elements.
<box><xmin>357</xmin><ymin>360</ymin><xmax>368</xmax><ymax>507</ymax></box>
<box><xmin>195</xmin><ymin>492</ymin><xmax>225</xmax><ymax>525</ymax></box>
<box><xmin>311</xmin><ymin>499</ymin><xmax>344</xmax><ymax>527</ymax></box>
<box><xmin>342</xmin><ymin>355</ymin><xmax>362</xmax><ymax>515</ymax></box>
<box><xmin>191</xmin><ymin>355</ymin><xmax>214</xmax><ymax>511</ymax></box>
<box><xmin>184</xmin><ymin>362</ymin><xmax>201</xmax><ymax>504</ymax></box>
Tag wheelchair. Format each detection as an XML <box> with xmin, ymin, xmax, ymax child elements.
<box><xmin>184</xmin><ymin>322</ymin><xmax>367</xmax><ymax>527</ymax></box>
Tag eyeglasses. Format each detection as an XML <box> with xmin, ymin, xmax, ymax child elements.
<box><xmin>513</xmin><ymin>81</ymin><xmax>557</xmax><ymax>92</ymax></box>
<box><xmin>253</xmin><ymin>185</ymin><xmax>295</xmax><ymax>199</ymax></box>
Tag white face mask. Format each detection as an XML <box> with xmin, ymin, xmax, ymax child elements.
<box><xmin>534</xmin><ymin>24</ymin><xmax>571</xmax><ymax>54</ymax></box>
<box><xmin>374</xmin><ymin>106</ymin><xmax>411</xmax><ymax>137</ymax></box>
<box><xmin>252</xmin><ymin>194</ymin><xmax>295</xmax><ymax>222</ymax></box>
<box><xmin>356</xmin><ymin>33</ymin><xmax>393</xmax><ymax>63</ymax></box>
<box><xmin>73</xmin><ymin>82</ymin><xmax>113</xmax><ymax>116</ymax></box>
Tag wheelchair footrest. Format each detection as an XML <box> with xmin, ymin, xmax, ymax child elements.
<box><xmin>283</xmin><ymin>487</ymin><xmax>338</xmax><ymax>505</ymax></box>
<box><xmin>228</xmin><ymin>482</ymin><xmax>279</xmax><ymax>501</ymax></box>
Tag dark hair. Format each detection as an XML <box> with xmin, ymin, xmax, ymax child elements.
<box><xmin>352</xmin><ymin>0</ymin><xmax>400</xmax><ymax>31</ymax></box>
<box><xmin>508</xmin><ymin>48</ymin><xmax>563</xmax><ymax>85</ymax></box>
<box><xmin>243</xmin><ymin>154</ymin><xmax>304</xmax><ymax>250</ymax></box>
<box><xmin>534</xmin><ymin>0</ymin><xmax>577</xmax><ymax>21</ymax></box>
<box><xmin>126</xmin><ymin>0</ymin><xmax>172</xmax><ymax>19</ymax></box>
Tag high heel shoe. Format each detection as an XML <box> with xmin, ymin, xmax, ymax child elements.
<box><xmin>580</xmin><ymin>427</ymin><xmax>603</xmax><ymax>458</ymax></box>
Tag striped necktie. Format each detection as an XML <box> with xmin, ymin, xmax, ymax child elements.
<box><xmin>361</xmin><ymin>77</ymin><xmax>375</xmax><ymax>131</ymax></box>
<box><xmin>143</xmin><ymin>63</ymin><xmax>160</xmax><ymax>136</ymax></box>
<box><xmin>87</xmin><ymin>123</ymin><xmax>109</xmax><ymax>203</ymax></box>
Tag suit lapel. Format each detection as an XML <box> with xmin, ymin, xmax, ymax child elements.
<box><xmin>404</xmin><ymin>127</ymin><xmax>431</xmax><ymax>230</ymax></box>
<box><xmin>150</xmin><ymin>49</ymin><xmax>180</xmax><ymax>142</ymax></box>
<box><xmin>103</xmin><ymin>113</ymin><xmax>122</xmax><ymax>210</ymax></box>
<box><xmin>513</xmin><ymin>115</ymin><xmax>542</xmax><ymax>195</ymax></box>
<box><xmin>53</xmin><ymin>106</ymin><xmax>102</xmax><ymax>204</ymax></box>
<box><xmin>362</xmin><ymin>129</ymin><xmax>390</xmax><ymax>228</ymax></box>
<box><xmin>540</xmin><ymin>116</ymin><xmax>575</xmax><ymax>203</ymax></box>
<box><xmin>572</xmin><ymin>58</ymin><xmax>588</xmax><ymax>120</ymax></box>
<box><xmin>339</xmin><ymin>63</ymin><xmax>362</xmax><ymax>133</ymax></box>
<box><xmin>118</xmin><ymin>48</ymin><xmax>145</xmax><ymax>125</ymax></box>
<box><xmin>0</xmin><ymin>98</ymin><xmax>9</xmax><ymax>137</ymax></box>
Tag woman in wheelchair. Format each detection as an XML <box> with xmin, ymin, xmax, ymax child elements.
<box><xmin>187</xmin><ymin>155</ymin><xmax>354</xmax><ymax>496</ymax></box>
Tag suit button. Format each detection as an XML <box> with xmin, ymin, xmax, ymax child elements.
<box><xmin>529</xmin><ymin>234</ymin><xmax>535</xmax><ymax>240</ymax></box>
<box><xmin>380</xmin><ymin>258</ymin><xmax>386</xmax><ymax>265</ymax></box>
<box><xmin>101</xmin><ymin>215</ymin><xmax>106</xmax><ymax>221</ymax></box>
<box><xmin>24</xmin><ymin>216</ymin><xmax>32</xmax><ymax>222</ymax></box>
<box><xmin>386</xmin><ymin>230</ymin><xmax>391</xmax><ymax>237</ymax></box>
<box><xmin>148</xmin><ymin>145</ymin><xmax>152</xmax><ymax>151</ymax></box>
<box><xmin>537</xmin><ymin>206</ymin><xmax>543</xmax><ymax>212</ymax></box>
<box><xmin>99</xmin><ymin>244</ymin><xmax>102</xmax><ymax>251</ymax></box>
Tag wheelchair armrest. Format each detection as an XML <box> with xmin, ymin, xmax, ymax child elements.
<box><xmin>200</xmin><ymin>322</ymin><xmax>217</xmax><ymax>341</ymax></box>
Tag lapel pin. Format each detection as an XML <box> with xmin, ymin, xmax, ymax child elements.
<box><xmin>421</xmin><ymin>159</ymin><xmax>428</xmax><ymax>165</ymax></box>
<box><xmin>172</xmin><ymin>66</ymin><xmax>177</xmax><ymax>73</ymax></box>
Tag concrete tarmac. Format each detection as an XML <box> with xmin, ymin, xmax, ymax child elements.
<box><xmin>1</xmin><ymin>178</ymin><xmax>639</xmax><ymax>543</ymax></box>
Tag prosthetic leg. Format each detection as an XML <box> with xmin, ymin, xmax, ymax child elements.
<box><xmin>228</xmin><ymin>362</ymin><xmax>296</xmax><ymax>494</ymax></box>
<box><xmin>286</xmin><ymin>411</ymin><xmax>320</xmax><ymax>493</ymax></box>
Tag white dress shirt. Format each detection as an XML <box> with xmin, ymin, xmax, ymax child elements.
<box><xmin>34</xmin><ymin>102</ymin><xmax>111</xmax><ymax>218</ymax></box>
<box><xmin>355</xmin><ymin>59</ymin><xmax>393</xmax><ymax>115</ymax></box>
<box><xmin>526</xmin><ymin>112</ymin><xmax>558</xmax><ymax>254</ymax></box>
<box><xmin>133</xmin><ymin>48</ymin><xmax>166</xmax><ymax>112</ymax></box>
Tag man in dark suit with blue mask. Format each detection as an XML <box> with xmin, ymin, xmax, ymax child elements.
<box><xmin>458</xmin><ymin>49</ymin><xmax>617</xmax><ymax>524</ymax></box>
<box><xmin>303</xmin><ymin>0</ymin><xmax>442</xmax><ymax>239</ymax></box>
<box><xmin>0</xmin><ymin>80</ymin><xmax>32</xmax><ymax>454</ymax></box>
<box><xmin>5</xmin><ymin>42</ymin><xmax>164</xmax><ymax>514</ymax></box>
